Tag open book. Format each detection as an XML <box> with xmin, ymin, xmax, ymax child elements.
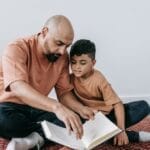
<box><xmin>41</xmin><ymin>112</ymin><xmax>121</xmax><ymax>150</ymax></box>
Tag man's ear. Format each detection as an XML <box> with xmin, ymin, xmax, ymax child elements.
<box><xmin>41</xmin><ymin>27</ymin><xmax>48</xmax><ymax>37</ymax></box>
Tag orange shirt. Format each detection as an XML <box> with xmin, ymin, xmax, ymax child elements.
<box><xmin>0</xmin><ymin>34</ymin><xmax>73</xmax><ymax>104</ymax></box>
<box><xmin>71</xmin><ymin>69</ymin><xmax>121</xmax><ymax>114</ymax></box>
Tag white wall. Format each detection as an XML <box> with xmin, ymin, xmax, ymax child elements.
<box><xmin>0</xmin><ymin>0</ymin><xmax>150</xmax><ymax>101</ymax></box>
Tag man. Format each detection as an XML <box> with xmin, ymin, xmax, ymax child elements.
<box><xmin>0</xmin><ymin>15</ymin><xmax>94</xmax><ymax>150</ymax></box>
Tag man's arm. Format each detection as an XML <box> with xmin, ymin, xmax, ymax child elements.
<box><xmin>113</xmin><ymin>102</ymin><xmax>129</xmax><ymax>145</ymax></box>
<box><xmin>10</xmin><ymin>80</ymin><xmax>83</xmax><ymax>139</ymax></box>
<box><xmin>60</xmin><ymin>91</ymin><xmax>95</xmax><ymax>120</ymax></box>
<box><xmin>10</xmin><ymin>81</ymin><xmax>59</xmax><ymax>111</ymax></box>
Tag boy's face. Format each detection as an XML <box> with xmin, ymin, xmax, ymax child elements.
<box><xmin>70</xmin><ymin>54</ymin><xmax>95</xmax><ymax>78</ymax></box>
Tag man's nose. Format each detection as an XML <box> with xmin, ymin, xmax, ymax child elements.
<box><xmin>59</xmin><ymin>46</ymin><xmax>66</xmax><ymax>55</ymax></box>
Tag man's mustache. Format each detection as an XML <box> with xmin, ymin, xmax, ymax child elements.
<box><xmin>45</xmin><ymin>53</ymin><xmax>61</xmax><ymax>62</ymax></box>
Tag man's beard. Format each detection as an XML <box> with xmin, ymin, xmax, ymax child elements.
<box><xmin>45</xmin><ymin>53</ymin><xmax>61</xmax><ymax>62</ymax></box>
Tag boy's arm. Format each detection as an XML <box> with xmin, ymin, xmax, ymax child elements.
<box><xmin>114</xmin><ymin>102</ymin><xmax>125</xmax><ymax>130</ymax></box>
<box><xmin>113</xmin><ymin>102</ymin><xmax>129</xmax><ymax>145</ymax></box>
<box><xmin>59</xmin><ymin>91</ymin><xmax>95</xmax><ymax>120</ymax></box>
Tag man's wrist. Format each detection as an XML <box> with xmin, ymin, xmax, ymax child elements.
<box><xmin>51</xmin><ymin>101</ymin><xmax>62</xmax><ymax>113</ymax></box>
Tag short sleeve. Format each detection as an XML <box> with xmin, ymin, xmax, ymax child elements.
<box><xmin>2</xmin><ymin>43</ymin><xmax>29</xmax><ymax>91</ymax></box>
<box><xmin>98</xmin><ymin>73</ymin><xmax>121</xmax><ymax>105</ymax></box>
<box><xmin>55</xmin><ymin>55</ymin><xmax>73</xmax><ymax>98</ymax></box>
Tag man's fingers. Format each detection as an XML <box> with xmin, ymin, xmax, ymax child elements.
<box><xmin>64</xmin><ymin>119</ymin><xmax>71</xmax><ymax>135</ymax></box>
<box><xmin>63</xmin><ymin>115</ymin><xmax>83</xmax><ymax>139</ymax></box>
<box><xmin>69</xmin><ymin>116</ymin><xmax>83</xmax><ymax>139</ymax></box>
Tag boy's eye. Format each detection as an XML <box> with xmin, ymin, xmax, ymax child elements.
<box><xmin>80</xmin><ymin>62</ymin><xmax>86</xmax><ymax>65</ymax></box>
<box><xmin>80</xmin><ymin>61</ymin><xmax>86</xmax><ymax>65</ymax></box>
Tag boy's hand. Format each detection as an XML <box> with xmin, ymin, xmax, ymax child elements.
<box><xmin>78</xmin><ymin>106</ymin><xmax>96</xmax><ymax>120</ymax></box>
<box><xmin>113</xmin><ymin>131</ymin><xmax>129</xmax><ymax>146</ymax></box>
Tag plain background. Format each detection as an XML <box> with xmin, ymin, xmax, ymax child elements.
<box><xmin>0</xmin><ymin>0</ymin><xmax>150</xmax><ymax>102</ymax></box>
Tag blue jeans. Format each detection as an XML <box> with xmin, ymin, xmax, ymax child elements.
<box><xmin>106</xmin><ymin>100</ymin><xmax>150</xmax><ymax>142</ymax></box>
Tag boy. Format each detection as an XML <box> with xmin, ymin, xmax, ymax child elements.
<box><xmin>70</xmin><ymin>39</ymin><xmax>150</xmax><ymax>146</ymax></box>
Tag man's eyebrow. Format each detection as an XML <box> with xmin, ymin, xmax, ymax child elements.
<box><xmin>56</xmin><ymin>40</ymin><xmax>72</xmax><ymax>47</ymax></box>
<box><xmin>56</xmin><ymin>40</ymin><xmax>65</xmax><ymax>44</ymax></box>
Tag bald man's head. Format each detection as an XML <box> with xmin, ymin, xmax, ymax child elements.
<box><xmin>44</xmin><ymin>15</ymin><xmax>71</xmax><ymax>27</ymax></box>
<box><xmin>39</xmin><ymin>15</ymin><xmax>74</xmax><ymax>62</ymax></box>
<box><xmin>44</xmin><ymin>15</ymin><xmax>74</xmax><ymax>38</ymax></box>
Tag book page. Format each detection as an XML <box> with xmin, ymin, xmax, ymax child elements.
<box><xmin>41</xmin><ymin>112</ymin><xmax>121</xmax><ymax>150</ymax></box>
<box><xmin>81</xmin><ymin>112</ymin><xmax>121</xmax><ymax>149</ymax></box>
<box><xmin>41</xmin><ymin>121</ymin><xmax>85</xmax><ymax>150</ymax></box>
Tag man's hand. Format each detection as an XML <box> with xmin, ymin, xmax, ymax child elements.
<box><xmin>78</xmin><ymin>106</ymin><xmax>96</xmax><ymax>120</ymax></box>
<box><xmin>113</xmin><ymin>131</ymin><xmax>129</xmax><ymax>146</ymax></box>
<box><xmin>59</xmin><ymin>92</ymin><xmax>97</xmax><ymax>121</ymax></box>
<box><xmin>54</xmin><ymin>103</ymin><xmax>83</xmax><ymax>139</ymax></box>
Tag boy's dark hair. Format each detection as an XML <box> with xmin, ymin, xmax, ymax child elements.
<box><xmin>70</xmin><ymin>39</ymin><xmax>96</xmax><ymax>60</ymax></box>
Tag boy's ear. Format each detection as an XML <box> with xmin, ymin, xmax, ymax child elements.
<box><xmin>92</xmin><ymin>59</ymin><xmax>96</xmax><ymax>65</ymax></box>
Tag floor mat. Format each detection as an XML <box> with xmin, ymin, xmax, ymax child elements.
<box><xmin>0</xmin><ymin>116</ymin><xmax>149</xmax><ymax>150</ymax></box>
<box><xmin>45</xmin><ymin>116</ymin><xmax>150</xmax><ymax>150</ymax></box>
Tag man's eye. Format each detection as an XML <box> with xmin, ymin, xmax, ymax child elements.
<box><xmin>57</xmin><ymin>43</ymin><xmax>63</xmax><ymax>46</ymax></box>
<box><xmin>71</xmin><ymin>61</ymin><xmax>76</xmax><ymax>64</ymax></box>
<box><xmin>56</xmin><ymin>41</ymin><xmax>64</xmax><ymax>46</ymax></box>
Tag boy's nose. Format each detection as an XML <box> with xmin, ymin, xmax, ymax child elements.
<box><xmin>75</xmin><ymin>64</ymin><xmax>81</xmax><ymax>69</ymax></box>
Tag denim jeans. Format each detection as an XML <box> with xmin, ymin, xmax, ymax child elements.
<box><xmin>0</xmin><ymin>100</ymin><xmax>149</xmax><ymax>143</ymax></box>
<box><xmin>106</xmin><ymin>100</ymin><xmax>150</xmax><ymax>142</ymax></box>
<box><xmin>0</xmin><ymin>102</ymin><xmax>65</xmax><ymax>139</ymax></box>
